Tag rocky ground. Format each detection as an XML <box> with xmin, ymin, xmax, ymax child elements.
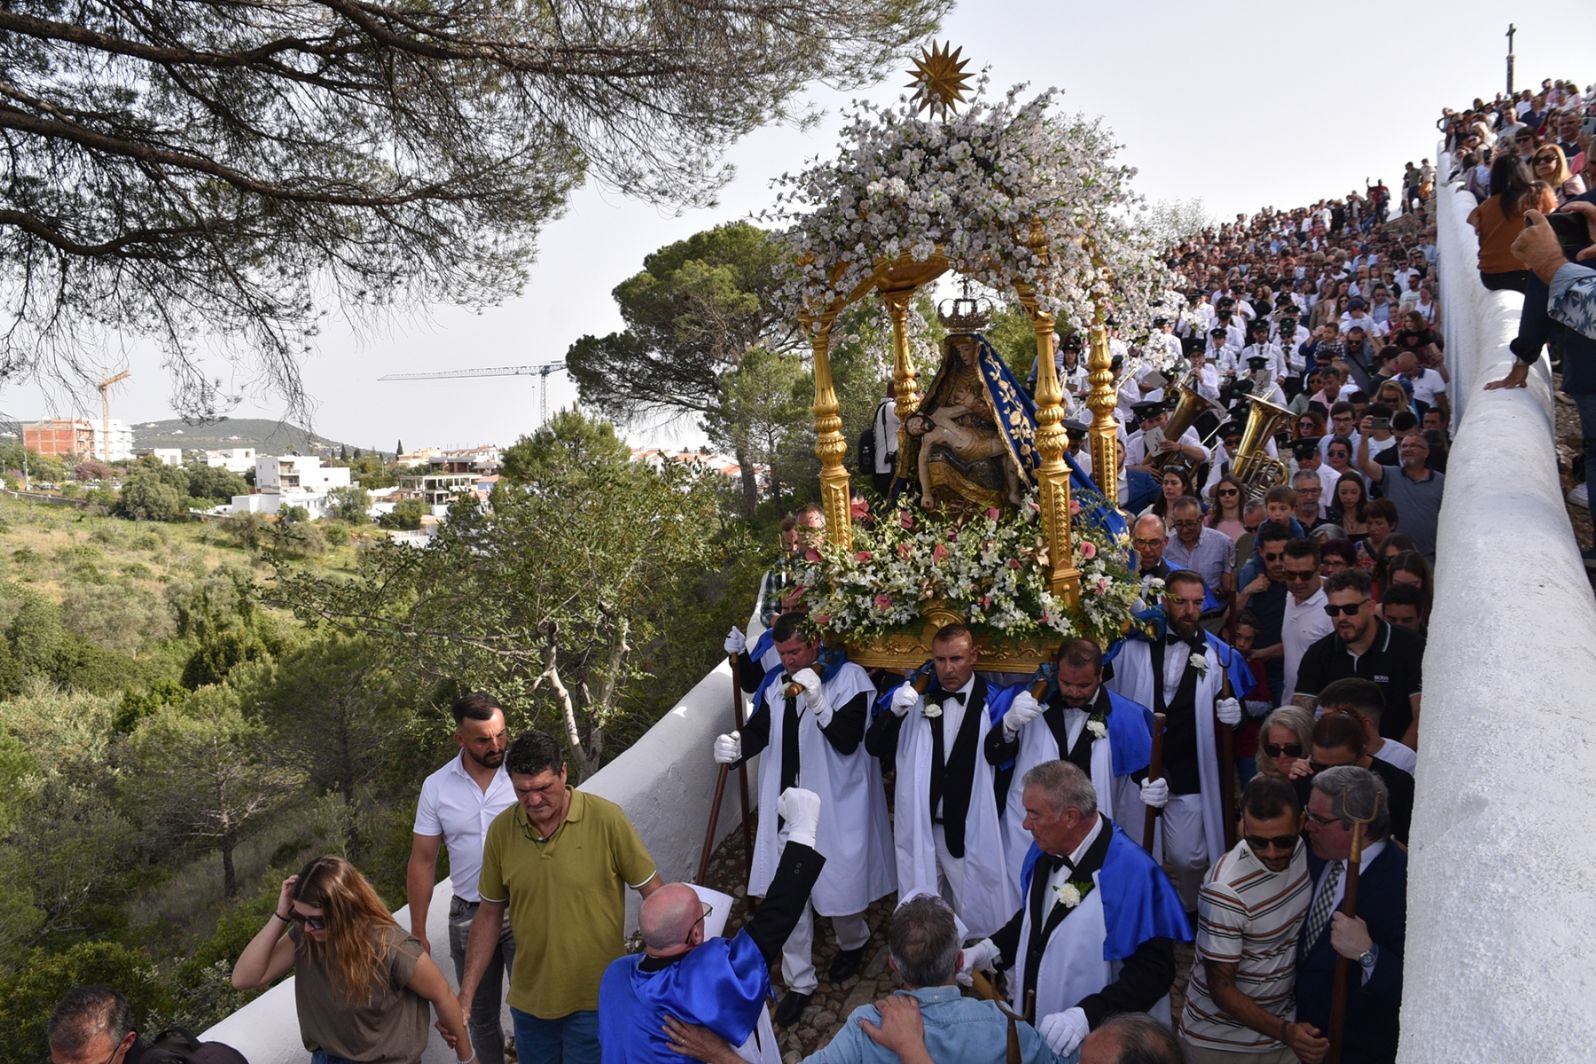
<box><xmin>700</xmin><ymin>816</ymin><xmax>1196</xmax><ymax>1061</ymax></box>
<box><xmin>1550</xmin><ymin>373</ymin><xmax>1593</xmax><ymax>568</ymax></box>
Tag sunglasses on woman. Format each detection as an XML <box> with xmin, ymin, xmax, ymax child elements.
<box><xmin>1262</xmin><ymin>742</ymin><xmax>1303</xmax><ymax>758</ymax></box>
<box><xmin>289</xmin><ymin>911</ymin><xmax>327</xmax><ymax>931</ymax></box>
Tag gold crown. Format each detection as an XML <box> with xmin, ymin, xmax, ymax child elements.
<box><xmin>936</xmin><ymin>294</ymin><xmax>992</xmax><ymax>334</ymax></box>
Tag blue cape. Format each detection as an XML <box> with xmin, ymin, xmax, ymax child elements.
<box><xmin>1106</xmin><ymin>613</ymin><xmax>1256</xmax><ymax>699</ymax></box>
<box><xmin>598</xmin><ymin>932</ymin><xmax>769</xmax><ymax>1063</ymax></box>
<box><xmin>987</xmin><ymin>679</ymin><xmax>1153</xmax><ymax>778</ymax></box>
<box><xmin>1018</xmin><ymin>824</ymin><xmax>1193</xmax><ymax>961</ymax></box>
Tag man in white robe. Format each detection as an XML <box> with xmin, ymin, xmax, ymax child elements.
<box><xmin>983</xmin><ymin>639</ymin><xmax>1153</xmax><ymax>890</ymax></box>
<box><xmin>1107</xmin><ymin>571</ymin><xmax>1246</xmax><ymax>918</ymax></box>
<box><xmin>712</xmin><ymin>613</ymin><xmax>894</xmax><ymax>1026</ymax></box>
<box><xmin>960</xmin><ymin>761</ymin><xmax>1188</xmax><ymax>1059</ymax></box>
<box><xmin>866</xmin><ymin>624</ymin><xmax>1017</xmax><ymax>940</ymax></box>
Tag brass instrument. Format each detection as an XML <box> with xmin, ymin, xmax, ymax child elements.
<box><xmin>1230</xmin><ymin>394</ymin><xmax>1293</xmax><ymax>501</ymax></box>
<box><xmin>1150</xmin><ymin>376</ymin><xmax>1227</xmax><ymax>470</ymax></box>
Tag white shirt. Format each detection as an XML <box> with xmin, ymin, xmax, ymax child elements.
<box><xmin>933</xmin><ymin>675</ymin><xmax>977</xmax><ymax>819</ymax></box>
<box><xmin>1045</xmin><ymin>809</ymin><xmax>1107</xmax><ymax>898</ymax></box>
<box><xmin>1403</xmin><ymin>369</ymin><xmax>1446</xmax><ymax>409</ymax></box>
<box><xmin>413</xmin><ymin>753</ymin><xmax>517</xmax><ymax>902</ymax></box>
<box><xmin>1281</xmin><ymin>585</ymin><xmax>1334</xmax><ymax>701</ymax></box>
<box><xmin>1371</xmin><ymin>740</ymin><xmax>1418</xmax><ymax>775</ymax></box>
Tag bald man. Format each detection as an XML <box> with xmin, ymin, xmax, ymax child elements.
<box><xmin>597</xmin><ymin>789</ymin><xmax>826</xmax><ymax>1063</ymax></box>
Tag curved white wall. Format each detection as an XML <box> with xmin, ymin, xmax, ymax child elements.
<box><xmin>202</xmin><ymin>622</ymin><xmax>764</xmax><ymax>1062</ymax></box>
<box><xmin>1398</xmin><ymin>160</ymin><xmax>1596</xmax><ymax>1064</ymax></box>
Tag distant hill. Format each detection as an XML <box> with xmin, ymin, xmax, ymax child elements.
<box><xmin>131</xmin><ymin>418</ymin><xmax>386</xmax><ymax>458</ymax></box>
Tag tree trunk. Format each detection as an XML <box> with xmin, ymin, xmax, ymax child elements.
<box><xmin>732</xmin><ymin>439</ymin><xmax>759</xmax><ymax>518</ymax></box>
<box><xmin>221</xmin><ymin>831</ymin><xmax>238</xmax><ymax>900</ymax></box>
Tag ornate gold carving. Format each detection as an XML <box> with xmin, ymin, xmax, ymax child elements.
<box><xmin>1016</xmin><ymin>277</ymin><xmax>1080</xmax><ymax>610</ymax></box>
<box><xmin>841</xmin><ymin>602</ymin><xmax>1056</xmax><ymax>672</ymax></box>
<box><xmin>1085</xmin><ymin>321</ymin><xmax>1119</xmax><ymax>498</ymax></box>
<box><xmin>906</xmin><ymin>41</ymin><xmax>973</xmax><ymax>119</ymax></box>
<box><xmin>807</xmin><ymin>319</ymin><xmax>853</xmax><ymax>551</ymax></box>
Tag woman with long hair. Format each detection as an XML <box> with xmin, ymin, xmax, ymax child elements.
<box><xmin>1467</xmin><ymin>154</ymin><xmax>1558</xmax><ymax>292</ymax></box>
<box><xmin>1331</xmin><ymin>472</ymin><xmax>1371</xmax><ymax>542</ymax></box>
<box><xmin>233</xmin><ymin>856</ymin><xmax>472</xmax><ymax>1064</ymax></box>
<box><xmin>1141</xmin><ymin>466</ymin><xmax>1197</xmax><ymax>521</ymax></box>
<box><xmin>1206</xmin><ymin>475</ymin><xmax>1247</xmax><ymax>541</ymax></box>
<box><xmin>1294</xmin><ymin>410</ymin><xmax>1327</xmax><ymax>440</ymax></box>
<box><xmin>1372</xmin><ymin>533</ymin><xmax>1421</xmax><ymax>599</ymax></box>
<box><xmin>1255</xmin><ymin>706</ymin><xmax>1315</xmax><ymax>783</ymax></box>
<box><xmin>1531</xmin><ymin>143</ymin><xmax>1587</xmax><ymax>206</ymax></box>
<box><xmin>1382</xmin><ymin>550</ymin><xmax>1435</xmax><ymax>620</ymax></box>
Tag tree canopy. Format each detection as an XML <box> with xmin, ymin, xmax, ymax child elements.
<box><xmin>0</xmin><ymin>0</ymin><xmax>947</xmax><ymax>416</ymax></box>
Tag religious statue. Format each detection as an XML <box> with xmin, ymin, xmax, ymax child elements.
<box><xmin>902</xmin><ymin>326</ymin><xmax>1041</xmax><ymax>518</ymax></box>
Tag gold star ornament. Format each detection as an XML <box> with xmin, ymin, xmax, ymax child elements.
<box><xmin>906</xmin><ymin>40</ymin><xmax>972</xmax><ymax>119</ymax></box>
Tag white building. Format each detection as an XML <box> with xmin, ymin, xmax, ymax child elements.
<box><xmin>227</xmin><ymin>454</ymin><xmax>354</xmax><ymax>521</ymax></box>
<box><xmin>205</xmin><ymin>447</ymin><xmax>256</xmax><ymax>474</ymax></box>
<box><xmin>254</xmin><ymin>454</ymin><xmax>351</xmax><ymax>494</ymax></box>
<box><xmin>94</xmin><ymin>419</ymin><xmax>134</xmax><ymax>462</ymax></box>
<box><xmin>148</xmin><ymin>448</ymin><xmax>184</xmax><ymax>467</ymax></box>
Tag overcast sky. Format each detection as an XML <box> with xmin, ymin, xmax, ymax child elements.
<box><xmin>4</xmin><ymin>1</ymin><xmax>1589</xmax><ymax>453</ymax></box>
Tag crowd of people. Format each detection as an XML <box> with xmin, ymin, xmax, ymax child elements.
<box><xmin>45</xmin><ymin>76</ymin><xmax>1596</xmax><ymax>1064</ymax></box>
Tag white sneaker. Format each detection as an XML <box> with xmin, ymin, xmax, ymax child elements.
<box><xmin>1569</xmin><ymin>482</ymin><xmax>1589</xmax><ymax>509</ymax></box>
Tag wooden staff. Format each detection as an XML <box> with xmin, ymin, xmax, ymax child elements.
<box><xmin>696</xmin><ymin>763</ymin><xmax>731</xmax><ymax>885</ymax></box>
<box><xmin>969</xmin><ymin>972</ymin><xmax>1026</xmax><ymax>1064</ymax></box>
<box><xmin>1217</xmin><ymin>653</ymin><xmax>1237</xmax><ymax>849</ymax></box>
<box><xmin>1142</xmin><ymin>712</ymin><xmax>1167</xmax><ymax>852</ymax></box>
<box><xmin>1327</xmin><ymin>790</ymin><xmax>1382</xmax><ymax>1064</ymax></box>
<box><xmin>729</xmin><ymin>652</ymin><xmax>754</xmax><ymax>882</ymax></box>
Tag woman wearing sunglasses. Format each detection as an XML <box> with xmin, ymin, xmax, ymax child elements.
<box><xmin>1205</xmin><ymin>474</ymin><xmax>1248</xmax><ymax>541</ymax></box>
<box><xmin>233</xmin><ymin>856</ymin><xmax>473</xmax><ymax>1064</ymax></box>
<box><xmin>1531</xmin><ymin>144</ymin><xmax>1587</xmax><ymax>207</ymax></box>
<box><xmin>1254</xmin><ymin>706</ymin><xmax>1315</xmax><ymax>785</ymax></box>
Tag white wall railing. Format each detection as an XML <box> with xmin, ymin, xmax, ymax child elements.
<box><xmin>1398</xmin><ymin>158</ymin><xmax>1596</xmax><ymax>1064</ymax></box>
<box><xmin>202</xmin><ymin>622</ymin><xmax>764</xmax><ymax>1063</ymax></box>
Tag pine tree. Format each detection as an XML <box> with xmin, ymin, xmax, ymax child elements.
<box><xmin>396</xmin><ymin>439</ymin><xmax>404</xmax><ymax>457</ymax></box>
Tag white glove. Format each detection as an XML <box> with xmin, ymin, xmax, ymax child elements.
<box><xmin>890</xmin><ymin>682</ymin><xmax>921</xmax><ymax>718</ymax></box>
<box><xmin>1216</xmin><ymin>696</ymin><xmax>1242</xmax><ymax>726</ymax></box>
<box><xmin>1038</xmin><ymin>1008</ymin><xmax>1090</xmax><ymax>1057</ymax></box>
<box><xmin>713</xmin><ymin>731</ymin><xmax>741</xmax><ymax>765</ymax></box>
<box><xmin>777</xmin><ymin>787</ymin><xmax>822</xmax><ymax>850</ymax></box>
<box><xmin>723</xmin><ymin>626</ymin><xmax>746</xmax><ymax>656</ymax></box>
<box><xmin>1140</xmin><ymin>776</ymin><xmax>1170</xmax><ymax>809</ymax></box>
<box><xmin>955</xmin><ymin>938</ymin><xmax>1002</xmax><ymax>987</ymax></box>
<box><xmin>1002</xmin><ymin>691</ymin><xmax>1044</xmax><ymax>739</ymax></box>
<box><xmin>791</xmin><ymin>667</ymin><xmax>832</xmax><ymax>725</ymax></box>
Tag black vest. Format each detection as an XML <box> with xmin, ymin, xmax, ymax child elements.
<box><xmin>928</xmin><ymin>678</ymin><xmax>986</xmax><ymax>860</ymax></box>
<box><xmin>1151</xmin><ymin>639</ymin><xmax>1203</xmax><ymax>795</ymax></box>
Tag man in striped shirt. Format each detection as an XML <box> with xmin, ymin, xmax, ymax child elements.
<box><xmin>1179</xmin><ymin>776</ymin><xmax>1327</xmax><ymax>1064</ymax></box>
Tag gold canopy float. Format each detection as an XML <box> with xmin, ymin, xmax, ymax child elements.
<box><xmin>782</xmin><ymin>44</ymin><xmax>1167</xmax><ymax>669</ymax></box>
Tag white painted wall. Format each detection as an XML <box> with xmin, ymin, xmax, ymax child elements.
<box><xmin>1397</xmin><ymin>162</ymin><xmax>1596</xmax><ymax>1064</ymax></box>
<box><xmin>201</xmin><ymin>617</ymin><xmax>767</xmax><ymax>1062</ymax></box>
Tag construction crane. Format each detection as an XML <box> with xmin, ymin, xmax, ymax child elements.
<box><xmin>378</xmin><ymin>362</ymin><xmax>569</xmax><ymax>426</ymax></box>
<box><xmin>98</xmin><ymin>371</ymin><xmax>130</xmax><ymax>461</ymax></box>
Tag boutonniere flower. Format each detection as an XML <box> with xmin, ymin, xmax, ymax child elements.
<box><xmin>1188</xmin><ymin>651</ymin><xmax>1209</xmax><ymax>675</ymax></box>
<box><xmin>921</xmin><ymin>702</ymin><xmax>943</xmax><ymax>719</ymax></box>
<box><xmin>1053</xmin><ymin>881</ymin><xmax>1082</xmax><ymax>908</ymax></box>
<box><xmin>1086</xmin><ymin>720</ymin><xmax>1107</xmax><ymax>740</ymax></box>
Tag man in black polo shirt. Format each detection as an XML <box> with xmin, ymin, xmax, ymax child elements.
<box><xmin>1292</xmin><ymin>569</ymin><xmax>1423</xmax><ymax>750</ymax></box>
<box><xmin>1233</xmin><ymin>521</ymin><xmax>1291</xmax><ymax>699</ymax></box>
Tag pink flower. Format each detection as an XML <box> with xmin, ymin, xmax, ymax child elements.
<box><xmin>1069</xmin><ymin>498</ymin><xmax>1082</xmax><ymax>516</ymax></box>
<box><xmin>803</xmin><ymin>547</ymin><xmax>822</xmax><ymax>563</ymax></box>
<box><xmin>812</xmin><ymin>612</ymin><xmax>832</xmax><ymax>625</ymax></box>
<box><xmin>853</xmin><ymin>550</ymin><xmax>873</xmax><ymax>563</ymax></box>
<box><xmin>1080</xmin><ymin>540</ymin><xmax>1097</xmax><ymax>560</ymax></box>
<box><xmin>898</xmin><ymin>542</ymin><xmax>913</xmax><ymax>559</ymax></box>
<box><xmin>980</xmin><ymin>595</ymin><xmax>992</xmax><ymax>609</ymax></box>
<box><xmin>873</xmin><ymin>593</ymin><xmax>893</xmax><ymax>610</ymax></box>
<box><xmin>932</xmin><ymin>543</ymin><xmax>949</xmax><ymax>563</ymax></box>
<box><xmin>1008</xmin><ymin>558</ymin><xmax>1024</xmax><ymax>570</ymax></box>
<box><xmin>985</xmin><ymin>507</ymin><xmax>1001</xmax><ymax>521</ymax></box>
<box><xmin>900</xmin><ymin>511</ymin><xmax>915</xmax><ymax>529</ymax></box>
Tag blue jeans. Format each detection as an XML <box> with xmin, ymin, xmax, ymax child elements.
<box><xmin>311</xmin><ymin>1052</ymin><xmax>360</xmax><ymax>1064</ymax></box>
<box><xmin>510</xmin><ymin>1007</ymin><xmax>599</xmax><ymax>1064</ymax></box>
<box><xmin>449</xmin><ymin>897</ymin><xmax>515</xmax><ymax>1064</ymax></box>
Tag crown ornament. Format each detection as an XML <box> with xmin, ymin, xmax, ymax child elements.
<box><xmin>936</xmin><ymin>289</ymin><xmax>993</xmax><ymax>334</ymax></box>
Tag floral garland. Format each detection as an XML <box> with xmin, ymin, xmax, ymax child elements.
<box><xmin>794</xmin><ymin>494</ymin><xmax>1142</xmax><ymax>649</ymax></box>
<box><xmin>762</xmin><ymin>75</ymin><xmax>1180</xmax><ymax>335</ymax></box>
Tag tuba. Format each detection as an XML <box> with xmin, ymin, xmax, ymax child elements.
<box><xmin>1230</xmin><ymin>394</ymin><xmax>1293</xmax><ymax>501</ymax></box>
<box><xmin>1151</xmin><ymin>375</ymin><xmax>1228</xmax><ymax>470</ymax></box>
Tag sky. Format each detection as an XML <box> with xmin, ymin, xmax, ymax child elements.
<box><xmin>3</xmin><ymin>1</ymin><xmax>1590</xmax><ymax>453</ymax></box>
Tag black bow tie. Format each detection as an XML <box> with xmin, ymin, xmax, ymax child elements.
<box><xmin>939</xmin><ymin>690</ymin><xmax>967</xmax><ymax>706</ymax></box>
<box><xmin>1039</xmin><ymin>851</ymin><xmax>1076</xmax><ymax>875</ymax></box>
<box><xmin>1166</xmin><ymin>631</ymin><xmax>1203</xmax><ymax>650</ymax></box>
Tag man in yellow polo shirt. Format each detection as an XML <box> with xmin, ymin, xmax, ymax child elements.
<box><xmin>459</xmin><ymin>730</ymin><xmax>659</xmax><ymax>1064</ymax></box>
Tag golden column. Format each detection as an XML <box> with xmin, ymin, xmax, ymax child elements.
<box><xmin>1018</xmin><ymin>287</ymin><xmax>1081</xmax><ymax>609</ymax></box>
<box><xmin>880</xmin><ymin>286</ymin><xmax>922</xmax><ymax>484</ymax></box>
<box><xmin>806</xmin><ymin>313</ymin><xmax>853</xmax><ymax>550</ymax></box>
<box><xmin>1084</xmin><ymin>318</ymin><xmax>1119</xmax><ymax>505</ymax></box>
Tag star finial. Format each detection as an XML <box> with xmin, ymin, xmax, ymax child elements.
<box><xmin>906</xmin><ymin>40</ymin><xmax>972</xmax><ymax>120</ymax></box>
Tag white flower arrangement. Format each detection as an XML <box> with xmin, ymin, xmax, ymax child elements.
<box><xmin>1054</xmin><ymin>881</ymin><xmax>1083</xmax><ymax>909</ymax></box>
<box><xmin>921</xmin><ymin>701</ymin><xmax>943</xmax><ymax>719</ymax></box>
<box><xmin>795</xmin><ymin>493</ymin><xmax>1142</xmax><ymax>648</ymax></box>
<box><xmin>1188</xmin><ymin>650</ymin><xmax>1209</xmax><ymax>675</ymax></box>
<box><xmin>1086</xmin><ymin>719</ymin><xmax>1108</xmax><ymax>741</ymax></box>
<box><xmin>762</xmin><ymin>75</ymin><xmax>1180</xmax><ymax>335</ymax></box>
